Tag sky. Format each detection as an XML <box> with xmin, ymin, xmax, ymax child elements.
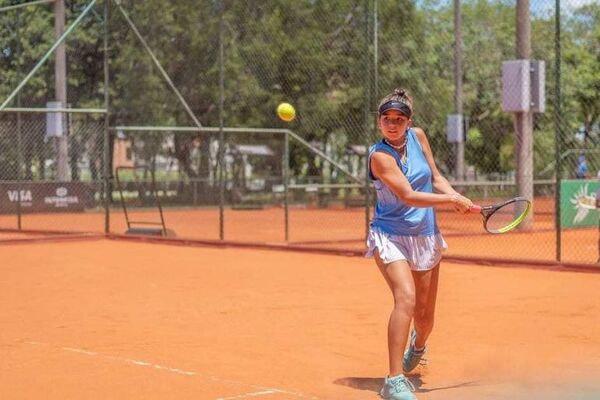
<box><xmin>417</xmin><ymin>0</ymin><xmax>598</xmax><ymax>11</ymax></box>
<box><xmin>532</xmin><ymin>0</ymin><xmax>598</xmax><ymax>18</ymax></box>
<box><xmin>415</xmin><ymin>0</ymin><xmax>598</xmax><ymax>19</ymax></box>
<box><xmin>534</xmin><ymin>0</ymin><xmax>599</xmax><ymax>11</ymax></box>
<box><xmin>562</xmin><ymin>0</ymin><xmax>598</xmax><ymax>6</ymax></box>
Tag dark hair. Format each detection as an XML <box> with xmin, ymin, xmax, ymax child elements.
<box><xmin>378</xmin><ymin>88</ymin><xmax>414</xmax><ymax>117</ymax></box>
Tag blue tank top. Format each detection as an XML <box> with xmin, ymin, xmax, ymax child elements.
<box><xmin>368</xmin><ymin>128</ymin><xmax>440</xmax><ymax>236</ymax></box>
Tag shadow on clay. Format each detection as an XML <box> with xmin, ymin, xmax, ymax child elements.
<box><xmin>334</xmin><ymin>374</ymin><xmax>482</xmax><ymax>394</ymax></box>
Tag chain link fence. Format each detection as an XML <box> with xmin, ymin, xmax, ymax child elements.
<box><xmin>1</xmin><ymin>0</ymin><xmax>599</xmax><ymax>264</ymax></box>
<box><xmin>0</xmin><ymin>111</ymin><xmax>105</xmax><ymax>234</ymax></box>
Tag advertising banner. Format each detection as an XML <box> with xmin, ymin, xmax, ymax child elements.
<box><xmin>560</xmin><ymin>179</ymin><xmax>599</xmax><ymax>228</ymax></box>
<box><xmin>0</xmin><ymin>182</ymin><xmax>95</xmax><ymax>214</ymax></box>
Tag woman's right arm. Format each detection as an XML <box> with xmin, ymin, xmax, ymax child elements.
<box><xmin>370</xmin><ymin>151</ymin><xmax>472</xmax><ymax>212</ymax></box>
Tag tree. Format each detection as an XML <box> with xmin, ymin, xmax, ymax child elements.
<box><xmin>564</xmin><ymin>3</ymin><xmax>600</xmax><ymax>144</ymax></box>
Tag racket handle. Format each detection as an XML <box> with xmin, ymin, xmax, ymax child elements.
<box><xmin>469</xmin><ymin>205</ymin><xmax>482</xmax><ymax>213</ymax></box>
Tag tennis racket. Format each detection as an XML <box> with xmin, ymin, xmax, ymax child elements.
<box><xmin>469</xmin><ymin>197</ymin><xmax>532</xmax><ymax>234</ymax></box>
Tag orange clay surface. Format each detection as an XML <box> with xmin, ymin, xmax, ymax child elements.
<box><xmin>0</xmin><ymin>195</ymin><xmax>596</xmax><ymax>264</ymax></box>
<box><xmin>0</xmin><ymin>231</ymin><xmax>46</xmax><ymax>240</ymax></box>
<box><xmin>1</xmin><ymin>240</ymin><xmax>600</xmax><ymax>400</ymax></box>
<box><xmin>0</xmin><ymin>197</ymin><xmax>557</xmax><ymax>241</ymax></box>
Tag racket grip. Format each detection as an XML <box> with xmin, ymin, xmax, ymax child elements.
<box><xmin>469</xmin><ymin>205</ymin><xmax>482</xmax><ymax>213</ymax></box>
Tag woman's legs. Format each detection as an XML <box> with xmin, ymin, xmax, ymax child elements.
<box><xmin>375</xmin><ymin>250</ymin><xmax>416</xmax><ymax>377</ymax></box>
<box><xmin>410</xmin><ymin>263</ymin><xmax>440</xmax><ymax>349</ymax></box>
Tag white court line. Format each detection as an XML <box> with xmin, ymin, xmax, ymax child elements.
<box><xmin>60</xmin><ymin>346</ymin><xmax>197</xmax><ymax>376</ymax></box>
<box><xmin>25</xmin><ymin>341</ymin><xmax>319</xmax><ymax>399</ymax></box>
<box><xmin>62</xmin><ymin>347</ymin><xmax>97</xmax><ymax>356</ymax></box>
<box><xmin>215</xmin><ymin>390</ymin><xmax>279</xmax><ymax>400</ymax></box>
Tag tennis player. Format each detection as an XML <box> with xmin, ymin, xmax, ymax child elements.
<box><xmin>366</xmin><ymin>88</ymin><xmax>473</xmax><ymax>400</ymax></box>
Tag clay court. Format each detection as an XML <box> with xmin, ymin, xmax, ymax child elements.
<box><xmin>2</xmin><ymin>0</ymin><xmax>599</xmax><ymax>398</ymax></box>
<box><xmin>1</xmin><ymin>239</ymin><xmax>600</xmax><ymax>399</ymax></box>
<box><xmin>0</xmin><ymin>195</ymin><xmax>597</xmax><ymax>264</ymax></box>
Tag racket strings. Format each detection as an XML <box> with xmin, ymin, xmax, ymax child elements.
<box><xmin>486</xmin><ymin>201</ymin><xmax>530</xmax><ymax>233</ymax></box>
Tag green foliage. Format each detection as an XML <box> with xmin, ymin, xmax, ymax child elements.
<box><xmin>564</xmin><ymin>4</ymin><xmax>600</xmax><ymax>138</ymax></box>
<box><xmin>0</xmin><ymin>1</ymin><xmax>54</xmax><ymax>106</ymax></box>
<box><xmin>0</xmin><ymin>0</ymin><xmax>598</xmax><ymax>183</ymax></box>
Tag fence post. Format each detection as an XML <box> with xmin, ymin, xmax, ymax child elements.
<box><xmin>554</xmin><ymin>0</ymin><xmax>562</xmax><ymax>261</ymax></box>
<box><xmin>363</xmin><ymin>0</ymin><xmax>374</xmax><ymax>240</ymax></box>
<box><xmin>284</xmin><ymin>131</ymin><xmax>290</xmax><ymax>242</ymax></box>
<box><xmin>218</xmin><ymin>0</ymin><xmax>225</xmax><ymax>241</ymax></box>
<box><xmin>16</xmin><ymin>9</ymin><xmax>23</xmax><ymax>230</ymax></box>
<box><xmin>193</xmin><ymin>180</ymin><xmax>197</xmax><ymax>206</ymax></box>
<box><xmin>103</xmin><ymin>0</ymin><xmax>110</xmax><ymax>233</ymax></box>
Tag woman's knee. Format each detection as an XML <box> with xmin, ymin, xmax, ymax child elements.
<box><xmin>392</xmin><ymin>289</ymin><xmax>416</xmax><ymax>313</ymax></box>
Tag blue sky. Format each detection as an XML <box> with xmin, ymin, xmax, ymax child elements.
<box><xmin>532</xmin><ymin>0</ymin><xmax>598</xmax><ymax>18</ymax></box>
<box><xmin>416</xmin><ymin>0</ymin><xmax>598</xmax><ymax>11</ymax></box>
<box><xmin>415</xmin><ymin>0</ymin><xmax>598</xmax><ymax>19</ymax></box>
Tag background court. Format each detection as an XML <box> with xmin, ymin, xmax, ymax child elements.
<box><xmin>1</xmin><ymin>194</ymin><xmax>596</xmax><ymax>264</ymax></box>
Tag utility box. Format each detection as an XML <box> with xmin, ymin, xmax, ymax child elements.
<box><xmin>502</xmin><ymin>60</ymin><xmax>530</xmax><ymax>112</ymax></box>
<box><xmin>530</xmin><ymin>60</ymin><xmax>545</xmax><ymax>113</ymax></box>
<box><xmin>502</xmin><ymin>60</ymin><xmax>545</xmax><ymax>113</ymax></box>
<box><xmin>45</xmin><ymin>101</ymin><xmax>65</xmax><ymax>138</ymax></box>
<box><xmin>447</xmin><ymin>113</ymin><xmax>464</xmax><ymax>143</ymax></box>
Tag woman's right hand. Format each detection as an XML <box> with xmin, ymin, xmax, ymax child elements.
<box><xmin>450</xmin><ymin>193</ymin><xmax>473</xmax><ymax>214</ymax></box>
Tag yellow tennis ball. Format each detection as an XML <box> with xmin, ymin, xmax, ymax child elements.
<box><xmin>277</xmin><ymin>102</ymin><xmax>296</xmax><ymax>122</ymax></box>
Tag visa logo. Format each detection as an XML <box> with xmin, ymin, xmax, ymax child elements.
<box><xmin>7</xmin><ymin>190</ymin><xmax>32</xmax><ymax>202</ymax></box>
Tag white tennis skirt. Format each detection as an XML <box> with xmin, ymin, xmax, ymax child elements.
<box><xmin>365</xmin><ymin>227</ymin><xmax>447</xmax><ymax>271</ymax></box>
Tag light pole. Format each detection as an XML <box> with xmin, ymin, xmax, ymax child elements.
<box><xmin>54</xmin><ymin>0</ymin><xmax>69</xmax><ymax>181</ymax></box>
<box><xmin>515</xmin><ymin>0</ymin><xmax>534</xmax><ymax>229</ymax></box>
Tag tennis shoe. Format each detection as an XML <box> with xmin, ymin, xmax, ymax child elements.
<box><xmin>403</xmin><ymin>329</ymin><xmax>427</xmax><ymax>373</ymax></box>
<box><xmin>379</xmin><ymin>374</ymin><xmax>416</xmax><ymax>400</ymax></box>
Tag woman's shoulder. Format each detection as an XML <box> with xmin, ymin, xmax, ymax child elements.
<box><xmin>410</xmin><ymin>127</ymin><xmax>429</xmax><ymax>148</ymax></box>
<box><xmin>369</xmin><ymin>139</ymin><xmax>388</xmax><ymax>153</ymax></box>
<box><xmin>411</xmin><ymin>126</ymin><xmax>427</xmax><ymax>139</ymax></box>
<box><xmin>369</xmin><ymin>140</ymin><xmax>397</xmax><ymax>157</ymax></box>
<box><xmin>370</xmin><ymin>142</ymin><xmax>399</xmax><ymax>169</ymax></box>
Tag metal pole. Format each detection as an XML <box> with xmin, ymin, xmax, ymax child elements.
<box><xmin>16</xmin><ymin>9</ymin><xmax>23</xmax><ymax>230</ymax></box>
<box><xmin>287</xmin><ymin>129</ymin><xmax>361</xmax><ymax>184</ymax></box>
<box><xmin>515</xmin><ymin>0</ymin><xmax>534</xmax><ymax>229</ymax></box>
<box><xmin>218</xmin><ymin>1</ymin><xmax>225</xmax><ymax>241</ymax></box>
<box><xmin>373</xmin><ymin>0</ymin><xmax>378</xmax><ymax>103</ymax></box>
<box><xmin>112</xmin><ymin>0</ymin><xmax>202</xmax><ymax>130</ymax></box>
<box><xmin>0</xmin><ymin>0</ymin><xmax>55</xmax><ymax>13</ymax></box>
<box><xmin>112</xmin><ymin>126</ymin><xmax>362</xmax><ymax>183</ymax></box>
<box><xmin>1</xmin><ymin>107</ymin><xmax>107</xmax><ymax>113</ymax></box>
<box><xmin>54</xmin><ymin>0</ymin><xmax>68</xmax><ymax>181</ymax></box>
<box><xmin>554</xmin><ymin>0</ymin><xmax>562</xmax><ymax>261</ymax></box>
<box><xmin>364</xmin><ymin>0</ymin><xmax>373</xmax><ymax>240</ymax></box>
<box><xmin>103</xmin><ymin>0</ymin><xmax>110</xmax><ymax>233</ymax></box>
<box><xmin>454</xmin><ymin>0</ymin><xmax>465</xmax><ymax>181</ymax></box>
<box><xmin>284</xmin><ymin>132</ymin><xmax>289</xmax><ymax>242</ymax></box>
<box><xmin>1</xmin><ymin>0</ymin><xmax>99</xmax><ymax>111</ymax></box>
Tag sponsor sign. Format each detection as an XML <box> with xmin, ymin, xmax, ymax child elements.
<box><xmin>560</xmin><ymin>179</ymin><xmax>599</xmax><ymax>228</ymax></box>
<box><xmin>0</xmin><ymin>182</ymin><xmax>95</xmax><ymax>214</ymax></box>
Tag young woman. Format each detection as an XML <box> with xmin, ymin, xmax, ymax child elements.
<box><xmin>366</xmin><ymin>88</ymin><xmax>473</xmax><ymax>400</ymax></box>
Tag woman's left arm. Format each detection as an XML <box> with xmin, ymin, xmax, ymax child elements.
<box><xmin>414</xmin><ymin>127</ymin><xmax>460</xmax><ymax>196</ymax></box>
